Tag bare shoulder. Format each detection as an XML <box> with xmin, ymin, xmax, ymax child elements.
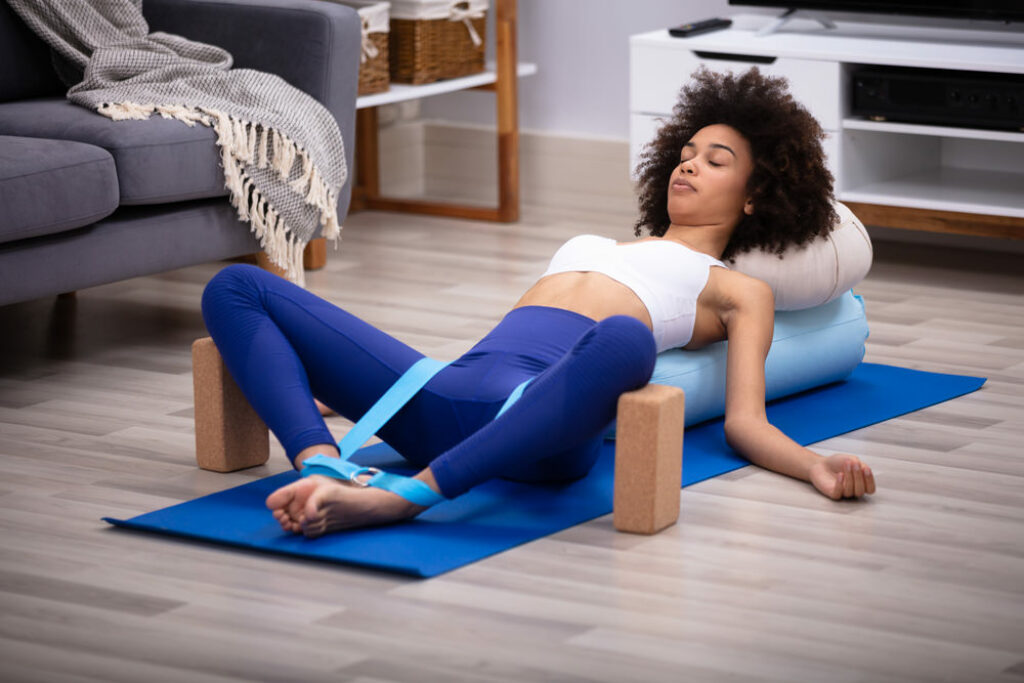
<box><xmin>690</xmin><ymin>268</ymin><xmax>774</xmax><ymax>349</ymax></box>
<box><xmin>706</xmin><ymin>267</ymin><xmax>774</xmax><ymax>318</ymax></box>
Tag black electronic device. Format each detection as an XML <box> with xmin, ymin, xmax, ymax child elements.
<box><xmin>851</xmin><ymin>65</ymin><xmax>1024</xmax><ymax>131</ymax></box>
<box><xmin>727</xmin><ymin>1</ymin><xmax>1024</xmax><ymax>22</ymax></box>
<box><xmin>669</xmin><ymin>17</ymin><xmax>733</xmax><ymax>38</ymax></box>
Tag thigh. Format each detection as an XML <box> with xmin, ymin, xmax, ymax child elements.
<box><xmin>247</xmin><ymin>272</ymin><xmax>493</xmax><ymax>463</ymax></box>
<box><xmin>502</xmin><ymin>436</ymin><xmax>604</xmax><ymax>485</ymax></box>
<box><xmin>262</xmin><ymin>287</ymin><xmax>420</xmax><ymax>414</ymax></box>
<box><xmin>427</xmin><ymin>314</ymin><xmax>657</xmax><ymax>497</ymax></box>
<box><xmin>203</xmin><ymin>265</ymin><xmax>426</xmax><ymax>432</ymax></box>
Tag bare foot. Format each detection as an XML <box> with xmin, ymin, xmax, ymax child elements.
<box><xmin>314</xmin><ymin>399</ymin><xmax>335</xmax><ymax>417</ymax></box>
<box><xmin>809</xmin><ymin>454</ymin><xmax>876</xmax><ymax>500</ymax></box>
<box><xmin>265</xmin><ymin>474</ymin><xmax>427</xmax><ymax>537</ymax></box>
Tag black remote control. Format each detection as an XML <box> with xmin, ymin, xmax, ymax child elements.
<box><xmin>668</xmin><ymin>18</ymin><xmax>732</xmax><ymax>38</ymax></box>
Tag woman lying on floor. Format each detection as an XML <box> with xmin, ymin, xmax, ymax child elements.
<box><xmin>202</xmin><ymin>67</ymin><xmax>876</xmax><ymax>538</ymax></box>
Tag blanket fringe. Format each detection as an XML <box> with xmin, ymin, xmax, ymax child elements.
<box><xmin>96</xmin><ymin>101</ymin><xmax>342</xmax><ymax>285</ymax></box>
<box><xmin>99</xmin><ymin>102</ymin><xmax>156</xmax><ymax>120</ymax></box>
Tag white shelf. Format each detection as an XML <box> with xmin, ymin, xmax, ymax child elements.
<box><xmin>842</xmin><ymin>118</ymin><xmax>1024</xmax><ymax>142</ymax></box>
<box><xmin>356</xmin><ymin>62</ymin><xmax>538</xmax><ymax>109</ymax></box>
<box><xmin>840</xmin><ymin>167</ymin><xmax>1024</xmax><ymax>218</ymax></box>
<box><xmin>630</xmin><ymin>15</ymin><xmax>1024</xmax><ymax>74</ymax></box>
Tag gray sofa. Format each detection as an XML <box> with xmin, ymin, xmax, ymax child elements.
<box><xmin>0</xmin><ymin>0</ymin><xmax>360</xmax><ymax>307</ymax></box>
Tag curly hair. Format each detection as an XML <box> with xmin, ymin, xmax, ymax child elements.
<box><xmin>633</xmin><ymin>67</ymin><xmax>837</xmax><ymax>261</ymax></box>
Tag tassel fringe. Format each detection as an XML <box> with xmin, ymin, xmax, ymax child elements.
<box><xmin>95</xmin><ymin>101</ymin><xmax>343</xmax><ymax>285</ymax></box>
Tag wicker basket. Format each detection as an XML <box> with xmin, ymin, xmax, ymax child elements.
<box><xmin>388</xmin><ymin>0</ymin><xmax>487</xmax><ymax>85</ymax></box>
<box><xmin>334</xmin><ymin>1</ymin><xmax>391</xmax><ymax>95</ymax></box>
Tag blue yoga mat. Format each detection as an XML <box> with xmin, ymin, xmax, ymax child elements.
<box><xmin>104</xmin><ymin>363</ymin><xmax>985</xmax><ymax>577</ymax></box>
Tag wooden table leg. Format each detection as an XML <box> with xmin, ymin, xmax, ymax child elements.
<box><xmin>495</xmin><ymin>0</ymin><xmax>519</xmax><ymax>222</ymax></box>
<box><xmin>355</xmin><ymin>106</ymin><xmax>381</xmax><ymax>205</ymax></box>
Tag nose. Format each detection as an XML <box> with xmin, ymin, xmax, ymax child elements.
<box><xmin>680</xmin><ymin>158</ymin><xmax>696</xmax><ymax>175</ymax></box>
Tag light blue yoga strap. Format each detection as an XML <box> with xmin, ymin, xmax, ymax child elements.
<box><xmin>301</xmin><ymin>454</ymin><xmax>446</xmax><ymax>507</ymax></box>
<box><xmin>301</xmin><ymin>357</ymin><xmax>533</xmax><ymax>506</ymax></box>
<box><xmin>336</xmin><ymin>357</ymin><xmax>450</xmax><ymax>460</ymax></box>
<box><xmin>496</xmin><ymin>377</ymin><xmax>533</xmax><ymax>418</ymax></box>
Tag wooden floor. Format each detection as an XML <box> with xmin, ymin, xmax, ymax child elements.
<box><xmin>1</xmin><ymin>204</ymin><xmax>1022</xmax><ymax>682</ymax></box>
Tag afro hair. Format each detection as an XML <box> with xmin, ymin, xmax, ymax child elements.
<box><xmin>633</xmin><ymin>66</ymin><xmax>838</xmax><ymax>261</ymax></box>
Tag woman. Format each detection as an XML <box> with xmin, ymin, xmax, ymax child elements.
<box><xmin>201</xmin><ymin>68</ymin><xmax>875</xmax><ymax>538</ymax></box>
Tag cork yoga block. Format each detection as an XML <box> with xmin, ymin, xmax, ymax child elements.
<box><xmin>192</xmin><ymin>337</ymin><xmax>270</xmax><ymax>472</ymax></box>
<box><xmin>613</xmin><ymin>384</ymin><xmax>685</xmax><ymax>535</ymax></box>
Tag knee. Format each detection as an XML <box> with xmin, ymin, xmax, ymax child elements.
<box><xmin>201</xmin><ymin>264</ymin><xmax>265</xmax><ymax>322</ymax></box>
<box><xmin>591</xmin><ymin>315</ymin><xmax>657</xmax><ymax>385</ymax></box>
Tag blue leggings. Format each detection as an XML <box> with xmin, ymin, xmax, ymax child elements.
<box><xmin>200</xmin><ymin>264</ymin><xmax>657</xmax><ymax>498</ymax></box>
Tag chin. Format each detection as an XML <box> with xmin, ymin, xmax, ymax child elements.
<box><xmin>666</xmin><ymin>203</ymin><xmax>698</xmax><ymax>224</ymax></box>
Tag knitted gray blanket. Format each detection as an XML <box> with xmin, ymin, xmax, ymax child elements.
<box><xmin>8</xmin><ymin>0</ymin><xmax>348</xmax><ymax>284</ymax></box>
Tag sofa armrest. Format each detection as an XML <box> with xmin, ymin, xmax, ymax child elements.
<box><xmin>144</xmin><ymin>0</ymin><xmax>360</xmax><ymax>212</ymax></box>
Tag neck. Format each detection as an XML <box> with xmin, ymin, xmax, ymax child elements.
<box><xmin>660</xmin><ymin>222</ymin><xmax>734</xmax><ymax>261</ymax></box>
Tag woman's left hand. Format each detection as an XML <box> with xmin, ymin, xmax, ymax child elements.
<box><xmin>808</xmin><ymin>453</ymin><xmax>876</xmax><ymax>500</ymax></box>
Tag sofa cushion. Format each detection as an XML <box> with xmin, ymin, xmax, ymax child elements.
<box><xmin>0</xmin><ymin>98</ymin><xmax>227</xmax><ymax>205</ymax></box>
<box><xmin>0</xmin><ymin>135</ymin><xmax>119</xmax><ymax>245</ymax></box>
<box><xmin>0</xmin><ymin>199</ymin><xmax>260</xmax><ymax>307</ymax></box>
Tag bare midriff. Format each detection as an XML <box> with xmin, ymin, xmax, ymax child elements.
<box><xmin>511</xmin><ymin>271</ymin><xmax>654</xmax><ymax>331</ymax></box>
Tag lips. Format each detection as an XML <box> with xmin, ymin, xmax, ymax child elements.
<box><xmin>672</xmin><ymin>178</ymin><xmax>696</xmax><ymax>192</ymax></box>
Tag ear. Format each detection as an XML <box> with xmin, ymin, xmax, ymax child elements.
<box><xmin>743</xmin><ymin>198</ymin><xmax>755</xmax><ymax>216</ymax></box>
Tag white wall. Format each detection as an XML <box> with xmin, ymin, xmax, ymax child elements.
<box><xmin>421</xmin><ymin>0</ymin><xmax>748</xmax><ymax>140</ymax></box>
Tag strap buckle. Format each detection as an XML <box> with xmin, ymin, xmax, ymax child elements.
<box><xmin>347</xmin><ymin>466</ymin><xmax>382</xmax><ymax>487</ymax></box>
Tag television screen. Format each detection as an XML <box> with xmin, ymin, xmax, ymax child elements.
<box><xmin>728</xmin><ymin>1</ymin><xmax>1024</xmax><ymax>22</ymax></box>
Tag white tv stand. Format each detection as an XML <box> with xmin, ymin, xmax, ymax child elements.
<box><xmin>629</xmin><ymin>14</ymin><xmax>1024</xmax><ymax>240</ymax></box>
<box><xmin>756</xmin><ymin>8</ymin><xmax>835</xmax><ymax>36</ymax></box>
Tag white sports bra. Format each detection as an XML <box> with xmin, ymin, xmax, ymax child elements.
<box><xmin>541</xmin><ymin>234</ymin><xmax>728</xmax><ymax>352</ymax></box>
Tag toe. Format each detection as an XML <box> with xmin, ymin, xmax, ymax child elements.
<box><xmin>265</xmin><ymin>482</ymin><xmax>296</xmax><ymax>511</ymax></box>
<box><xmin>303</xmin><ymin>486</ymin><xmax>326</xmax><ymax>525</ymax></box>
<box><xmin>287</xmin><ymin>479</ymin><xmax>318</xmax><ymax>522</ymax></box>
<box><xmin>303</xmin><ymin>522</ymin><xmax>325</xmax><ymax>539</ymax></box>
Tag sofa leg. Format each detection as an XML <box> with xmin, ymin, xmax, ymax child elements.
<box><xmin>304</xmin><ymin>237</ymin><xmax>327</xmax><ymax>270</ymax></box>
<box><xmin>613</xmin><ymin>384</ymin><xmax>685</xmax><ymax>535</ymax></box>
<box><xmin>255</xmin><ymin>252</ymin><xmax>288</xmax><ymax>279</ymax></box>
<box><xmin>251</xmin><ymin>238</ymin><xmax>325</xmax><ymax>276</ymax></box>
<box><xmin>191</xmin><ymin>337</ymin><xmax>270</xmax><ymax>472</ymax></box>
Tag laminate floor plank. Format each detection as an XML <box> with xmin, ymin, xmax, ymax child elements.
<box><xmin>0</xmin><ymin>639</ymin><xmax>246</xmax><ymax>683</ymax></box>
<box><xmin>1</xmin><ymin>202</ymin><xmax>1022</xmax><ymax>681</ymax></box>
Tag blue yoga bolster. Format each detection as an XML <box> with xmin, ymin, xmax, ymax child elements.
<box><xmin>642</xmin><ymin>290</ymin><xmax>868</xmax><ymax>427</ymax></box>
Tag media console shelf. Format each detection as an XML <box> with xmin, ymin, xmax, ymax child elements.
<box><xmin>629</xmin><ymin>14</ymin><xmax>1024</xmax><ymax>240</ymax></box>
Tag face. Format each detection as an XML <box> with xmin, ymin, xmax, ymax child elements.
<box><xmin>666</xmin><ymin>124</ymin><xmax>755</xmax><ymax>228</ymax></box>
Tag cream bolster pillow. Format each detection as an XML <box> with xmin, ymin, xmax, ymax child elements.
<box><xmin>728</xmin><ymin>201</ymin><xmax>874</xmax><ymax>311</ymax></box>
<box><xmin>608</xmin><ymin>290</ymin><xmax>868</xmax><ymax>435</ymax></box>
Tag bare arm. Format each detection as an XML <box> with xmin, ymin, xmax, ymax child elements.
<box><xmin>719</xmin><ymin>277</ymin><xmax>875</xmax><ymax>499</ymax></box>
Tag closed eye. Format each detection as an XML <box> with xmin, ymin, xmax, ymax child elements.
<box><xmin>680</xmin><ymin>158</ymin><xmax>723</xmax><ymax>168</ymax></box>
